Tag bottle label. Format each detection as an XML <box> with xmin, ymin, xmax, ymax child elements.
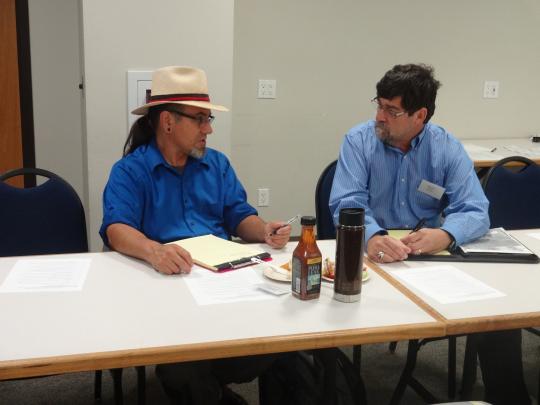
<box><xmin>306</xmin><ymin>258</ymin><xmax>321</xmax><ymax>293</ymax></box>
<box><xmin>291</xmin><ymin>256</ymin><xmax>302</xmax><ymax>294</ymax></box>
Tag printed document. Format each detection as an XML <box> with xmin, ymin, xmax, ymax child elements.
<box><xmin>0</xmin><ymin>258</ymin><xmax>91</xmax><ymax>293</ymax></box>
<box><xmin>183</xmin><ymin>266</ymin><xmax>276</xmax><ymax>305</ymax></box>
<box><xmin>392</xmin><ymin>265</ymin><xmax>505</xmax><ymax>304</ymax></box>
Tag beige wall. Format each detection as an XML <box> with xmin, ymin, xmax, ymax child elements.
<box><xmin>28</xmin><ymin>0</ymin><xmax>85</xmax><ymax>200</ymax></box>
<box><xmin>30</xmin><ymin>0</ymin><xmax>540</xmax><ymax>246</ymax></box>
<box><xmin>81</xmin><ymin>0</ymin><xmax>234</xmax><ymax>250</ymax></box>
<box><xmin>232</xmin><ymin>0</ymin><xmax>540</xmax><ymax>235</ymax></box>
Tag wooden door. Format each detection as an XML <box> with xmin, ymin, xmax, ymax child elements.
<box><xmin>0</xmin><ymin>0</ymin><xmax>23</xmax><ymax>187</ymax></box>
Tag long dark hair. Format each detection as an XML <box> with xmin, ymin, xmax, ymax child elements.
<box><xmin>123</xmin><ymin>104</ymin><xmax>179</xmax><ymax>156</ymax></box>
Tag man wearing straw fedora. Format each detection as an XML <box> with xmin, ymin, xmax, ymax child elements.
<box><xmin>100</xmin><ymin>66</ymin><xmax>291</xmax><ymax>404</ymax></box>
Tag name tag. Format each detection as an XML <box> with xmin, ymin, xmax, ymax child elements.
<box><xmin>418</xmin><ymin>180</ymin><xmax>445</xmax><ymax>200</ymax></box>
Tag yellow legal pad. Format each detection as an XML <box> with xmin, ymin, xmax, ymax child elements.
<box><xmin>168</xmin><ymin>234</ymin><xmax>270</xmax><ymax>271</ymax></box>
<box><xmin>387</xmin><ymin>229</ymin><xmax>451</xmax><ymax>256</ymax></box>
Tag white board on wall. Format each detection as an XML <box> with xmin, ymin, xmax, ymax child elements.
<box><xmin>127</xmin><ymin>70</ymin><xmax>152</xmax><ymax>128</ymax></box>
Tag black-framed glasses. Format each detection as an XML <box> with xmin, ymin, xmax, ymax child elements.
<box><xmin>166</xmin><ymin>110</ymin><xmax>215</xmax><ymax>126</ymax></box>
<box><xmin>371</xmin><ymin>97</ymin><xmax>407</xmax><ymax>119</ymax></box>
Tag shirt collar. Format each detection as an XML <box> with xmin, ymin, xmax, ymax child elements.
<box><xmin>410</xmin><ymin>124</ymin><xmax>428</xmax><ymax>149</ymax></box>
<box><xmin>145</xmin><ymin>138</ymin><xmax>210</xmax><ymax>171</ymax></box>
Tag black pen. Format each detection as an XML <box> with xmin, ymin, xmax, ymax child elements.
<box><xmin>271</xmin><ymin>215</ymin><xmax>299</xmax><ymax>236</ymax></box>
<box><xmin>410</xmin><ymin>218</ymin><xmax>426</xmax><ymax>234</ymax></box>
<box><xmin>490</xmin><ymin>147</ymin><xmax>497</xmax><ymax>152</ymax></box>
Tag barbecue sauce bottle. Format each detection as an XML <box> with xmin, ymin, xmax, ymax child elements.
<box><xmin>291</xmin><ymin>216</ymin><xmax>322</xmax><ymax>300</ymax></box>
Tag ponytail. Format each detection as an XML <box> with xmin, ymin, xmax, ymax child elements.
<box><xmin>123</xmin><ymin>104</ymin><xmax>175</xmax><ymax>156</ymax></box>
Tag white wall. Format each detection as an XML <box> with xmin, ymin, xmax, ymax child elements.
<box><xmin>232</xmin><ymin>0</ymin><xmax>540</xmax><ymax>236</ymax></box>
<box><xmin>80</xmin><ymin>0</ymin><xmax>234</xmax><ymax>250</ymax></box>
<box><xmin>28</xmin><ymin>0</ymin><xmax>85</xmax><ymax>200</ymax></box>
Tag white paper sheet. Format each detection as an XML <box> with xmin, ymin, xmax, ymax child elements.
<box><xmin>502</xmin><ymin>144</ymin><xmax>540</xmax><ymax>158</ymax></box>
<box><xmin>528</xmin><ymin>232</ymin><xmax>540</xmax><ymax>241</ymax></box>
<box><xmin>392</xmin><ymin>265</ymin><xmax>505</xmax><ymax>304</ymax></box>
<box><xmin>183</xmin><ymin>266</ymin><xmax>277</xmax><ymax>305</ymax></box>
<box><xmin>463</xmin><ymin>143</ymin><xmax>505</xmax><ymax>161</ymax></box>
<box><xmin>0</xmin><ymin>258</ymin><xmax>91</xmax><ymax>293</ymax></box>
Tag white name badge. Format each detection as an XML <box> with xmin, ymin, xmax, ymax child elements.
<box><xmin>418</xmin><ymin>180</ymin><xmax>445</xmax><ymax>200</ymax></box>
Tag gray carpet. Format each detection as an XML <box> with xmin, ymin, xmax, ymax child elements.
<box><xmin>1</xmin><ymin>332</ymin><xmax>538</xmax><ymax>404</ymax></box>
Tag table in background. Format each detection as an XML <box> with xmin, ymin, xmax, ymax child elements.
<box><xmin>463</xmin><ymin>138</ymin><xmax>540</xmax><ymax>177</ymax></box>
<box><xmin>0</xmin><ymin>240</ymin><xmax>444</xmax><ymax>381</ymax></box>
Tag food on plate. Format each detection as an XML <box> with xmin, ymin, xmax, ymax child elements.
<box><xmin>281</xmin><ymin>257</ymin><xmax>367</xmax><ymax>280</ymax></box>
<box><xmin>323</xmin><ymin>257</ymin><xmax>335</xmax><ymax>279</ymax></box>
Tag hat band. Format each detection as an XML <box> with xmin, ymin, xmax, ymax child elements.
<box><xmin>149</xmin><ymin>93</ymin><xmax>210</xmax><ymax>103</ymax></box>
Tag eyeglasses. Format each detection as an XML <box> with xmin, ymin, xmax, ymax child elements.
<box><xmin>166</xmin><ymin>110</ymin><xmax>215</xmax><ymax>126</ymax></box>
<box><xmin>371</xmin><ymin>97</ymin><xmax>407</xmax><ymax>119</ymax></box>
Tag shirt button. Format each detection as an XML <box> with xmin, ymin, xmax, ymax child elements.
<box><xmin>401</xmin><ymin>202</ymin><xmax>405</xmax><ymax>206</ymax></box>
<box><xmin>401</xmin><ymin>178</ymin><xmax>405</xmax><ymax>182</ymax></box>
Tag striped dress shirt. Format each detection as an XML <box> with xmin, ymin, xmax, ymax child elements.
<box><xmin>329</xmin><ymin>120</ymin><xmax>489</xmax><ymax>245</ymax></box>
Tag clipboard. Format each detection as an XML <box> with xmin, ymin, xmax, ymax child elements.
<box><xmin>168</xmin><ymin>234</ymin><xmax>271</xmax><ymax>271</ymax></box>
<box><xmin>396</xmin><ymin>228</ymin><xmax>540</xmax><ymax>264</ymax></box>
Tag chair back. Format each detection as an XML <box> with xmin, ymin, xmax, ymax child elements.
<box><xmin>0</xmin><ymin>168</ymin><xmax>88</xmax><ymax>256</ymax></box>
<box><xmin>481</xmin><ymin>156</ymin><xmax>540</xmax><ymax>230</ymax></box>
<box><xmin>315</xmin><ymin>160</ymin><xmax>337</xmax><ymax>239</ymax></box>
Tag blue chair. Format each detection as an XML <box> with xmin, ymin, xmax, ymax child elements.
<box><xmin>0</xmin><ymin>168</ymin><xmax>88</xmax><ymax>256</ymax></box>
<box><xmin>482</xmin><ymin>155</ymin><xmax>540</xmax><ymax>230</ymax></box>
<box><xmin>315</xmin><ymin>160</ymin><xmax>337</xmax><ymax>240</ymax></box>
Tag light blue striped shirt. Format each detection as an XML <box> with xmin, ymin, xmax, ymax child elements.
<box><xmin>329</xmin><ymin>120</ymin><xmax>489</xmax><ymax>245</ymax></box>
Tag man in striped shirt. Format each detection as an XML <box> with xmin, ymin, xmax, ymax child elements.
<box><xmin>330</xmin><ymin>64</ymin><xmax>530</xmax><ymax>405</ymax></box>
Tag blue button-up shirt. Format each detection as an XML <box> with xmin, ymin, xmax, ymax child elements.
<box><xmin>100</xmin><ymin>139</ymin><xmax>257</xmax><ymax>245</ymax></box>
<box><xmin>329</xmin><ymin>120</ymin><xmax>489</xmax><ymax>245</ymax></box>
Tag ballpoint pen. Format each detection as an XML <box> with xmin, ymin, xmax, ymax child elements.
<box><xmin>490</xmin><ymin>147</ymin><xmax>497</xmax><ymax>152</ymax></box>
<box><xmin>410</xmin><ymin>218</ymin><xmax>426</xmax><ymax>234</ymax></box>
<box><xmin>271</xmin><ymin>214</ymin><xmax>300</xmax><ymax>235</ymax></box>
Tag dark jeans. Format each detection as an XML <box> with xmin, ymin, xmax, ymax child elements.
<box><xmin>155</xmin><ymin>353</ymin><xmax>278</xmax><ymax>404</ymax></box>
<box><xmin>478</xmin><ymin>329</ymin><xmax>531</xmax><ymax>405</ymax></box>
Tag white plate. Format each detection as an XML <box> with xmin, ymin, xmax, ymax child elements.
<box><xmin>262</xmin><ymin>266</ymin><xmax>291</xmax><ymax>282</ymax></box>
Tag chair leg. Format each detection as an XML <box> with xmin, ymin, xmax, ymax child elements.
<box><xmin>389</xmin><ymin>340</ymin><xmax>419</xmax><ymax>405</ymax></box>
<box><xmin>110</xmin><ymin>368</ymin><xmax>124</xmax><ymax>405</ymax></box>
<box><xmin>460</xmin><ymin>334</ymin><xmax>479</xmax><ymax>400</ymax></box>
<box><xmin>94</xmin><ymin>370</ymin><xmax>103</xmax><ymax>401</ymax></box>
<box><xmin>389</xmin><ymin>341</ymin><xmax>398</xmax><ymax>353</ymax></box>
<box><xmin>136</xmin><ymin>366</ymin><xmax>146</xmax><ymax>405</ymax></box>
<box><xmin>352</xmin><ymin>345</ymin><xmax>362</xmax><ymax>374</ymax></box>
<box><xmin>448</xmin><ymin>336</ymin><xmax>457</xmax><ymax>399</ymax></box>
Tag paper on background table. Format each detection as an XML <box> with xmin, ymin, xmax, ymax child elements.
<box><xmin>528</xmin><ymin>232</ymin><xmax>540</xmax><ymax>241</ymax></box>
<box><xmin>388</xmin><ymin>230</ymin><xmax>450</xmax><ymax>256</ymax></box>
<box><xmin>392</xmin><ymin>265</ymin><xmax>505</xmax><ymax>304</ymax></box>
<box><xmin>169</xmin><ymin>235</ymin><xmax>267</xmax><ymax>270</ymax></box>
<box><xmin>463</xmin><ymin>143</ymin><xmax>505</xmax><ymax>161</ymax></box>
<box><xmin>0</xmin><ymin>258</ymin><xmax>91</xmax><ymax>293</ymax></box>
<box><xmin>183</xmin><ymin>266</ymin><xmax>276</xmax><ymax>305</ymax></box>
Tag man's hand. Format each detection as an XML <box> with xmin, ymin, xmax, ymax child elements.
<box><xmin>367</xmin><ymin>234</ymin><xmax>411</xmax><ymax>263</ymax></box>
<box><xmin>148</xmin><ymin>243</ymin><xmax>193</xmax><ymax>275</ymax></box>
<box><xmin>264</xmin><ymin>221</ymin><xmax>291</xmax><ymax>249</ymax></box>
<box><xmin>400</xmin><ymin>228</ymin><xmax>451</xmax><ymax>255</ymax></box>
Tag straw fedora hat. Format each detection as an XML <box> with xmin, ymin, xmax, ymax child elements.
<box><xmin>131</xmin><ymin>66</ymin><xmax>228</xmax><ymax>115</ymax></box>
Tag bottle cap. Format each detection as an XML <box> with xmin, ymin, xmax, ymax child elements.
<box><xmin>339</xmin><ymin>208</ymin><xmax>365</xmax><ymax>226</ymax></box>
<box><xmin>300</xmin><ymin>216</ymin><xmax>316</xmax><ymax>226</ymax></box>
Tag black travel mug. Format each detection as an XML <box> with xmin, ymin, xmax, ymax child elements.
<box><xmin>334</xmin><ymin>208</ymin><xmax>365</xmax><ymax>302</ymax></box>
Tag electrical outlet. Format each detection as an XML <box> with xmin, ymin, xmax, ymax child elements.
<box><xmin>257</xmin><ymin>79</ymin><xmax>276</xmax><ymax>99</ymax></box>
<box><xmin>483</xmin><ymin>81</ymin><xmax>499</xmax><ymax>98</ymax></box>
<box><xmin>257</xmin><ymin>188</ymin><xmax>270</xmax><ymax>206</ymax></box>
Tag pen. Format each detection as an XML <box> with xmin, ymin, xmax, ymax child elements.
<box><xmin>490</xmin><ymin>147</ymin><xmax>497</xmax><ymax>152</ymax></box>
<box><xmin>410</xmin><ymin>218</ymin><xmax>426</xmax><ymax>234</ymax></box>
<box><xmin>271</xmin><ymin>214</ymin><xmax>300</xmax><ymax>236</ymax></box>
